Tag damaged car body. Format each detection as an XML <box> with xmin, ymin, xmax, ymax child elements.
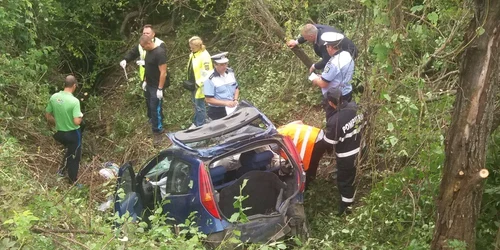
<box><xmin>114</xmin><ymin>102</ymin><xmax>308</xmax><ymax>245</ymax></box>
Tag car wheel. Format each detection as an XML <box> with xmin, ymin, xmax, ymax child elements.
<box><xmin>287</xmin><ymin>203</ymin><xmax>309</xmax><ymax>240</ymax></box>
<box><xmin>204</xmin><ymin>230</ymin><xmax>242</xmax><ymax>250</ymax></box>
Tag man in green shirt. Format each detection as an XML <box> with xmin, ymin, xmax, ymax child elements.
<box><xmin>45</xmin><ymin>75</ymin><xmax>84</xmax><ymax>184</ymax></box>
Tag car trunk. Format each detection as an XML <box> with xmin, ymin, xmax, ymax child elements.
<box><xmin>218</xmin><ymin>171</ymin><xmax>286</xmax><ymax>218</ymax></box>
<box><xmin>217</xmin><ymin>171</ymin><xmax>293</xmax><ymax>242</ymax></box>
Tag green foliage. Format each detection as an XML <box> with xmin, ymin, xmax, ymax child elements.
<box><xmin>3</xmin><ymin>211</ymin><xmax>40</xmax><ymax>244</ymax></box>
<box><xmin>229</xmin><ymin>179</ymin><xmax>251</xmax><ymax>223</ymax></box>
<box><xmin>476</xmin><ymin>131</ymin><xmax>500</xmax><ymax>249</ymax></box>
<box><xmin>446</xmin><ymin>239</ymin><xmax>467</xmax><ymax>250</ymax></box>
<box><xmin>0</xmin><ymin>0</ymin><xmax>492</xmax><ymax>249</ymax></box>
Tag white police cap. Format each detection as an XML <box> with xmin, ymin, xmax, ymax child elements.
<box><xmin>321</xmin><ymin>32</ymin><xmax>345</xmax><ymax>45</ymax></box>
<box><xmin>211</xmin><ymin>52</ymin><xmax>229</xmax><ymax>64</ymax></box>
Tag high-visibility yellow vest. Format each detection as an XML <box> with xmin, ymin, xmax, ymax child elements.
<box><xmin>187</xmin><ymin>49</ymin><xmax>213</xmax><ymax>99</ymax></box>
<box><xmin>138</xmin><ymin>37</ymin><xmax>165</xmax><ymax>81</ymax></box>
<box><xmin>277</xmin><ymin>124</ymin><xmax>321</xmax><ymax>171</ymax></box>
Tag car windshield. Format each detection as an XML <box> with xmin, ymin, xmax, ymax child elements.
<box><xmin>183</xmin><ymin>116</ymin><xmax>269</xmax><ymax>149</ymax></box>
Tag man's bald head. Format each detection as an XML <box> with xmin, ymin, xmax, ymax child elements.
<box><xmin>140</xmin><ymin>35</ymin><xmax>155</xmax><ymax>51</ymax></box>
<box><xmin>64</xmin><ymin>75</ymin><xmax>77</xmax><ymax>88</ymax></box>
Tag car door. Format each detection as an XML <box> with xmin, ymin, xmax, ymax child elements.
<box><xmin>114</xmin><ymin>162</ymin><xmax>143</xmax><ymax>221</ymax></box>
<box><xmin>135</xmin><ymin>150</ymin><xmax>200</xmax><ymax>224</ymax></box>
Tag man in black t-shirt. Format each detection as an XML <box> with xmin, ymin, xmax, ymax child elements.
<box><xmin>139</xmin><ymin>34</ymin><xmax>168</xmax><ymax>146</ymax></box>
<box><xmin>323</xmin><ymin>88</ymin><xmax>363</xmax><ymax>216</ymax></box>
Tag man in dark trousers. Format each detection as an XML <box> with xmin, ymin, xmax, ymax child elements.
<box><xmin>120</xmin><ymin>25</ymin><xmax>168</xmax><ymax>124</ymax></box>
<box><xmin>139</xmin><ymin>34</ymin><xmax>168</xmax><ymax>146</ymax></box>
<box><xmin>277</xmin><ymin>121</ymin><xmax>332</xmax><ymax>189</ymax></box>
<box><xmin>323</xmin><ymin>88</ymin><xmax>363</xmax><ymax>216</ymax></box>
<box><xmin>287</xmin><ymin>23</ymin><xmax>358</xmax><ymax>73</ymax></box>
<box><xmin>45</xmin><ymin>75</ymin><xmax>84</xmax><ymax>185</ymax></box>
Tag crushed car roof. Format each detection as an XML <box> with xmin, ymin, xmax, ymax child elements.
<box><xmin>174</xmin><ymin>106</ymin><xmax>263</xmax><ymax>143</ymax></box>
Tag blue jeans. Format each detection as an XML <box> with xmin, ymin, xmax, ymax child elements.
<box><xmin>192</xmin><ymin>94</ymin><xmax>206</xmax><ymax>127</ymax></box>
<box><xmin>146</xmin><ymin>85</ymin><xmax>164</xmax><ymax>133</ymax></box>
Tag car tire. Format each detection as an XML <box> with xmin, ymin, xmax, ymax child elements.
<box><xmin>204</xmin><ymin>230</ymin><xmax>242</xmax><ymax>250</ymax></box>
<box><xmin>287</xmin><ymin>203</ymin><xmax>309</xmax><ymax>240</ymax></box>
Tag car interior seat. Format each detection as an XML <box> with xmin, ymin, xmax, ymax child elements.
<box><xmin>239</xmin><ymin>150</ymin><xmax>274</xmax><ymax>173</ymax></box>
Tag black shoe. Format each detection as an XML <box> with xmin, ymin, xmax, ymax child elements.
<box><xmin>337</xmin><ymin>201</ymin><xmax>353</xmax><ymax>216</ymax></box>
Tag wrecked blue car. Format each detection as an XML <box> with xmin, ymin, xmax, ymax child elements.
<box><xmin>115</xmin><ymin>102</ymin><xmax>308</xmax><ymax>245</ymax></box>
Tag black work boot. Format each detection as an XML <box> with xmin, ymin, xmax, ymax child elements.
<box><xmin>337</xmin><ymin>201</ymin><xmax>353</xmax><ymax>216</ymax></box>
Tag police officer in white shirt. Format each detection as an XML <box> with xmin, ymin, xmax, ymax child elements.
<box><xmin>309</xmin><ymin>32</ymin><xmax>355</xmax><ymax>119</ymax></box>
<box><xmin>203</xmin><ymin>52</ymin><xmax>240</xmax><ymax>120</ymax></box>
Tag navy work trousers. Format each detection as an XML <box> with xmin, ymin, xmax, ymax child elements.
<box><xmin>53</xmin><ymin>129</ymin><xmax>82</xmax><ymax>184</ymax></box>
<box><xmin>305</xmin><ymin>140</ymin><xmax>331</xmax><ymax>189</ymax></box>
<box><xmin>336</xmin><ymin>154</ymin><xmax>357</xmax><ymax>205</ymax></box>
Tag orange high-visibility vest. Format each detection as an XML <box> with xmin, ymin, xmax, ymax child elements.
<box><xmin>277</xmin><ymin>124</ymin><xmax>321</xmax><ymax>171</ymax></box>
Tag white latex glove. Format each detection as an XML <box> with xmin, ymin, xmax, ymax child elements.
<box><xmin>142</xmin><ymin>81</ymin><xmax>147</xmax><ymax>91</ymax></box>
<box><xmin>156</xmin><ymin>89</ymin><xmax>163</xmax><ymax>99</ymax></box>
<box><xmin>136</xmin><ymin>60</ymin><xmax>145</xmax><ymax>66</ymax></box>
<box><xmin>119</xmin><ymin>60</ymin><xmax>126</xmax><ymax>69</ymax></box>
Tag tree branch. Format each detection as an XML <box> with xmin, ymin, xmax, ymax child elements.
<box><xmin>32</xmin><ymin>227</ymin><xmax>91</xmax><ymax>250</ymax></box>
<box><xmin>31</xmin><ymin>226</ymin><xmax>104</xmax><ymax>235</ymax></box>
<box><xmin>120</xmin><ymin>11</ymin><xmax>140</xmax><ymax>40</ymax></box>
<box><xmin>250</xmin><ymin>0</ymin><xmax>314</xmax><ymax>67</ymax></box>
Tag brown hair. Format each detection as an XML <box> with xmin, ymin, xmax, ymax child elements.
<box><xmin>143</xmin><ymin>24</ymin><xmax>155</xmax><ymax>33</ymax></box>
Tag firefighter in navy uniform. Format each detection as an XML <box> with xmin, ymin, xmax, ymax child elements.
<box><xmin>323</xmin><ymin>88</ymin><xmax>363</xmax><ymax>216</ymax></box>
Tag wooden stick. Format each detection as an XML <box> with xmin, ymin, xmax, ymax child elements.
<box><xmin>32</xmin><ymin>227</ymin><xmax>91</xmax><ymax>250</ymax></box>
<box><xmin>31</xmin><ymin>226</ymin><xmax>104</xmax><ymax>235</ymax></box>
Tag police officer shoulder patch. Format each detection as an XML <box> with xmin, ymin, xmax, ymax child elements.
<box><xmin>324</xmin><ymin>65</ymin><xmax>331</xmax><ymax>73</ymax></box>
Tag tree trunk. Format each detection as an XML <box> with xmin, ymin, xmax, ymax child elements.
<box><xmin>496</xmin><ymin>226</ymin><xmax>500</xmax><ymax>250</ymax></box>
<box><xmin>431</xmin><ymin>1</ymin><xmax>500</xmax><ymax>249</ymax></box>
<box><xmin>250</xmin><ymin>0</ymin><xmax>314</xmax><ymax>67</ymax></box>
<box><xmin>493</xmin><ymin>105</ymin><xmax>500</xmax><ymax>133</ymax></box>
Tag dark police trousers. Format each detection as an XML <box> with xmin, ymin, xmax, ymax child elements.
<box><xmin>53</xmin><ymin>129</ymin><xmax>82</xmax><ymax>184</ymax></box>
<box><xmin>336</xmin><ymin>153</ymin><xmax>357</xmax><ymax>210</ymax></box>
<box><xmin>207</xmin><ymin>106</ymin><xmax>227</xmax><ymax>120</ymax></box>
<box><xmin>145</xmin><ymin>85</ymin><xmax>164</xmax><ymax>133</ymax></box>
